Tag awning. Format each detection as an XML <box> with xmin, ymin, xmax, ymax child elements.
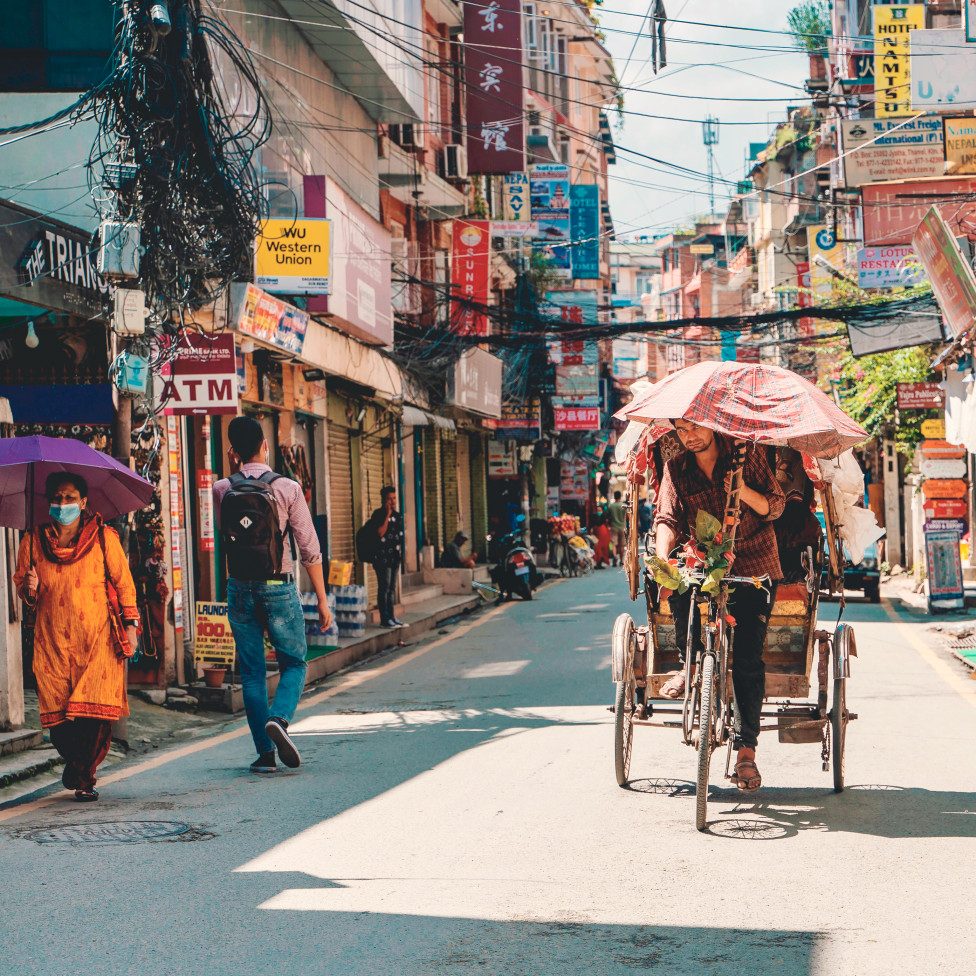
<box><xmin>401</xmin><ymin>405</ymin><xmax>455</xmax><ymax>429</ymax></box>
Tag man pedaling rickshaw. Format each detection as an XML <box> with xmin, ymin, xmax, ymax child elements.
<box><xmin>653</xmin><ymin>419</ymin><xmax>786</xmax><ymax>793</ymax></box>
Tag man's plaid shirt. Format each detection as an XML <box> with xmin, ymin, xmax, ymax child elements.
<box><xmin>654</xmin><ymin>442</ymin><xmax>786</xmax><ymax>579</ymax></box>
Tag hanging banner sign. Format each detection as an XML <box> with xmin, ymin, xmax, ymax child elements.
<box><xmin>920</xmin><ymin>418</ymin><xmax>947</xmax><ymax>440</ymax></box>
<box><xmin>857</xmin><ymin>246</ymin><xmax>925</xmax><ymax>289</ymax></box>
<box><xmin>912</xmin><ymin>206</ymin><xmax>976</xmax><ymax>339</ymax></box>
<box><xmin>841</xmin><ymin>117</ymin><xmax>944</xmax><ymax>186</ymax></box>
<box><xmin>873</xmin><ymin>4</ymin><xmax>925</xmax><ymax>118</ymax></box>
<box><xmin>862</xmin><ymin>178</ymin><xmax>976</xmax><ymax>246</ymax></box>
<box><xmin>922</xmin><ymin>479</ymin><xmax>969</xmax><ymax>500</ymax></box>
<box><xmin>531</xmin><ymin>164</ymin><xmax>571</xmax><ymax>279</ymax></box>
<box><xmin>540</xmin><ymin>290</ymin><xmax>599</xmax><ymax>327</ymax></box>
<box><xmin>161</xmin><ymin>334</ymin><xmax>239</xmax><ymax>416</ymax></box>
<box><xmin>463</xmin><ymin>0</ymin><xmax>525</xmax><ymax>173</ymax></box>
<box><xmin>923</xmin><ymin>498</ymin><xmax>968</xmax><ymax>520</ymax></box>
<box><xmin>495</xmin><ymin>400</ymin><xmax>541</xmax><ymax>440</ymax></box>
<box><xmin>920</xmin><ymin>457</ymin><xmax>966</xmax><ymax>479</ymax></box>
<box><xmin>450</xmin><ymin>220</ymin><xmax>491</xmax><ymax>336</ymax></box>
<box><xmin>924</xmin><ymin>528</ymin><xmax>965</xmax><ymax>610</ymax></box>
<box><xmin>553</xmin><ymin>405</ymin><xmax>601</xmax><ymax>431</ymax></box>
<box><xmin>554</xmin><ymin>363</ymin><xmax>599</xmax><ymax>398</ymax></box>
<box><xmin>502</xmin><ymin>173</ymin><xmax>530</xmax><ymax>220</ymax></box>
<box><xmin>921</xmin><ymin>439</ymin><xmax>967</xmax><ymax>459</ymax></box>
<box><xmin>229</xmin><ymin>283</ymin><xmax>309</xmax><ymax>355</ymax></box>
<box><xmin>807</xmin><ymin>225</ymin><xmax>845</xmax><ymax>295</ymax></box>
<box><xmin>943</xmin><ymin>116</ymin><xmax>976</xmax><ymax>176</ymax></box>
<box><xmin>569</xmin><ymin>184</ymin><xmax>600</xmax><ymax>280</ymax></box>
<box><xmin>559</xmin><ymin>459</ymin><xmax>589</xmax><ymax>502</ymax></box>
<box><xmin>548</xmin><ymin>338</ymin><xmax>598</xmax><ymax>365</ymax></box>
<box><xmin>255</xmin><ymin>218</ymin><xmax>331</xmax><ymax>295</ymax></box>
<box><xmin>896</xmin><ymin>382</ymin><xmax>944</xmax><ymax>410</ymax></box>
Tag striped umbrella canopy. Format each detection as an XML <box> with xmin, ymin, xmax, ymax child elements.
<box><xmin>615</xmin><ymin>360</ymin><xmax>867</xmax><ymax>460</ymax></box>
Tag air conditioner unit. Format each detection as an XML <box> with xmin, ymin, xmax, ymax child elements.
<box><xmin>442</xmin><ymin>144</ymin><xmax>467</xmax><ymax>180</ymax></box>
<box><xmin>391</xmin><ymin>123</ymin><xmax>416</xmax><ymax>149</ymax></box>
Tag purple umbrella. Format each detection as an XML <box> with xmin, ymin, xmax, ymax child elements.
<box><xmin>0</xmin><ymin>435</ymin><xmax>154</xmax><ymax>530</ymax></box>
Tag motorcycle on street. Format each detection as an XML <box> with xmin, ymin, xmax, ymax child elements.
<box><xmin>486</xmin><ymin>515</ymin><xmax>539</xmax><ymax>601</ymax></box>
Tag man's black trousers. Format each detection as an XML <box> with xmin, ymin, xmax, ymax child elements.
<box><xmin>668</xmin><ymin>584</ymin><xmax>772</xmax><ymax>749</ymax></box>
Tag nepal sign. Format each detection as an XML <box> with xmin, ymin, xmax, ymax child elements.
<box><xmin>463</xmin><ymin>0</ymin><xmax>525</xmax><ymax>173</ymax></box>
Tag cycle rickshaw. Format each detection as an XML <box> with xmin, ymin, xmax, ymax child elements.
<box><xmin>609</xmin><ymin>362</ymin><xmax>875</xmax><ymax>831</ymax></box>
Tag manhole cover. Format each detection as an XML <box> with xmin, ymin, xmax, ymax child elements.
<box><xmin>23</xmin><ymin>821</ymin><xmax>192</xmax><ymax>844</ymax></box>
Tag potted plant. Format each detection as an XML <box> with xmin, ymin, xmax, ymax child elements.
<box><xmin>202</xmin><ymin>665</ymin><xmax>227</xmax><ymax>688</ymax></box>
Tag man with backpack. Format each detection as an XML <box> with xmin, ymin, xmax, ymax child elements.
<box><xmin>213</xmin><ymin>416</ymin><xmax>331</xmax><ymax>774</ymax></box>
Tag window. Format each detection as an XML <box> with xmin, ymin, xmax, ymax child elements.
<box><xmin>0</xmin><ymin>1</ymin><xmax>116</xmax><ymax>91</ymax></box>
<box><xmin>427</xmin><ymin>42</ymin><xmax>442</xmax><ymax>131</ymax></box>
<box><xmin>524</xmin><ymin>2</ymin><xmax>539</xmax><ymax>58</ymax></box>
<box><xmin>558</xmin><ymin>133</ymin><xmax>570</xmax><ymax>165</ymax></box>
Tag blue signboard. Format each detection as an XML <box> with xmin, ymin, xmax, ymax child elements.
<box><xmin>569</xmin><ymin>184</ymin><xmax>600</xmax><ymax>280</ymax></box>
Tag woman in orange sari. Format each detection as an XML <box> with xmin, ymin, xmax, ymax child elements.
<box><xmin>13</xmin><ymin>473</ymin><xmax>139</xmax><ymax>801</ymax></box>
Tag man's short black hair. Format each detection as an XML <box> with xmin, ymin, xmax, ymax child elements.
<box><xmin>45</xmin><ymin>472</ymin><xmax>88</xmax><ymax>501</ymax></box>
<box><xmin>381</xmin><ymin>486</ymin><xmax>396</xmax><ymax>500</ymax></box>
<box><xmin>228</xmin><ymin>416</ymin><xmax>265</xmax><ymax>462</ymax></box>
<box><xmin>614</xmin><ymin>491</ymin><xmax>622</xmax><ymax>500</ymax></box>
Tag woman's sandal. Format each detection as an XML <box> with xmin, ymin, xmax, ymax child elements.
<box><xmin>74</xmin><ymin>789</ymin><xmax>99</xmax><ymax>803</ymax></box>
<box><xmin>731</xmin><ymin>759</ymin><xmax>762</xmax><ymax>793</ymax></box>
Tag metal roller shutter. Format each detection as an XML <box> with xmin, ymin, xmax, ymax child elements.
<box><xmin>456</xmin><ymin>434</ymin><xmax>472</xmax><ymax>541</ymax></box>
<box><xmin>441</xmin><ymin>432</ymin><xmax>458</xmax><ymax>548</ymax></box>
<box><xmin>327</xmin><ymin>422</ymin><xmax>354</xmax><ymax>564</ymax></box>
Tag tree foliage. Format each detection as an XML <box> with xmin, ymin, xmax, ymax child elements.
<box><xmin>787</xmin><ymin>0</ymin><xmax>831</xmax><ymax>53</ymax></box>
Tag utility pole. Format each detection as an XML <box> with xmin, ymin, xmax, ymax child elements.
<box><xmin>702</xmin><ymin>116</ymin><xmax>719</xmax><ymax>216</ymax></box>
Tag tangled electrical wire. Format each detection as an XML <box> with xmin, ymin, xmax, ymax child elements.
<box><xmin>90</xmin><ymin>0</ymin><xmax>271</xmax><ymax>335</ymax></box>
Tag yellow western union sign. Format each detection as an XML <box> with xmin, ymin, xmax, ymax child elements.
<box><xmin>874</xmin><ymin>5</ymin><xmax>925</xmax><ymax>118</ymax></box>
<box><xmin>255</xmin><ymin>218</ymin><xmax>332</xmax><ymax>295</ymax></box>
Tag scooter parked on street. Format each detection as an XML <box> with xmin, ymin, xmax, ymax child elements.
<box><xmin>486</xmin><ymin>516</ymin><xmax>539</xmax><ymax>601</ymax></box>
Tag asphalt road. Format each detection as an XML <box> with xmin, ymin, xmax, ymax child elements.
<box><xmin>2</xmin><ymin>572</ymin><xmax>975</xmax><ymax>976</ymax></box>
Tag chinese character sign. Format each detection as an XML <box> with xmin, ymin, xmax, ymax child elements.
<box><xmin>450</xmin><ymin>220</ymin><xmax>491</xmax><ymax>336</ymax></box>
<box><xmin>873</xmin><ymin>4</ymin><xmax>924</xmax><ymax>118</ymax></box>
<box><xmin>569</xmin><ymin>184</ymin><xmax>600</xmax><ymax>279</ymax></box>
<box><xmin>464</xmin><ymin>0</ymin><xmax>524</xmax><ymax>173</ymax></box>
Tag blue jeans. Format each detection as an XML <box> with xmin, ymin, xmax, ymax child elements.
<box><xmin>227</xmin><ymin>579</ymin><xmax>308</xmax><ymax>756</ymax></box>
<box><xmin>373</xmin><ymin>562</ymin><xmax>397</xmax><ymax>623</ymax></box>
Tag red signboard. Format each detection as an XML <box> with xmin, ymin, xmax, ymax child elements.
<box><xmin>463</xmin><ymin>0</ymin><xmax>525</xmax><ymax>174</ymax></box>
<box><xmin>923</xmin><ymin>498</ymin><xmax>968</xmax><ymax>520</ymax></box>
<box><xmin>553</xmin><ymin>406</ymin><xmax>601</xmax><ymax>431</ymax></box>
<box><xmin>862</xmin><ymin>179</ymin><xmax>976</xmax><ymax>245</ymax></box>
<box><xmin>161</xmin><ymin>334</ymin><xmax>238</xmax><ymax>416</ymax></box>
<box><xmin>450</xmin><ymin>220</ymin><xmax>491</xmax><ymax>336</ymax></box>
<box><xmin>913</xmin><ymin>206</ymin><xmax>976</xmax><ymax>339</ymax></box>
<box><xmin>896</xmin><ymin>381</ymin><xmax>944</xmax><ymax>410</ymax></box>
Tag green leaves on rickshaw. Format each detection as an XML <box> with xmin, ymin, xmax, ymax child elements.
<box><xmin>648</xmin><ymin>556</ymin><xmax>689</xmax><ymax>594</ymax></box>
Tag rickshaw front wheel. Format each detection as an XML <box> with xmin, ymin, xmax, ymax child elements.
<box><xmin>614</xmin><ymin>678</ymin><xmax>636</xmax><ymax>787</ymax></box>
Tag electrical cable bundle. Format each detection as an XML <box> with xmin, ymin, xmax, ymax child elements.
<box><xmin>90</xmin><ymin>0</ymin><xmax>271</xmax><ymax>332</ymax></box>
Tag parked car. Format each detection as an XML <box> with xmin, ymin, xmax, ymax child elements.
<box><xmin>815</xmin><ymin>511</ymin><xmax>881</xmax><ymax>602</ymax></box>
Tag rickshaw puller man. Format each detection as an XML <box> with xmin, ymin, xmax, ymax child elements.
<box><xmin>654</xmin><ymin>420</ymin><xmax>786</xmax><ymax>794</ymax></box>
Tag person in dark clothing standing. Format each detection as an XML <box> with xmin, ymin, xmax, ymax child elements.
<box><xmin>369</xmin><ymin>486</ymin><xmax>404</xmax><ymax>628</ymax></box>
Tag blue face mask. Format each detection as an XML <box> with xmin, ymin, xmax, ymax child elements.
<box><xmin>49</xmin><ymin>503</ymin><xmax>81</xmax><ymax>526</ymax></box>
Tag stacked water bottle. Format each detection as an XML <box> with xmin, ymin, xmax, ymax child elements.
<box><xmin>332</xmin><ymin>584</ymin><xmax>368</xmax><ymax>638</ymax></box>
<box><xmin>301</xmin><ymin>591</ymin><xmax>339</xmax><ymax>645</ymax></box>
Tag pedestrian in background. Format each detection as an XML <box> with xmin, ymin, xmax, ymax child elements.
<box><xmin>592</xmin><ymin>510</ymin><xmax>611</xmax><ymax>569</ymax></box>
<box><xmin>442</xmin><ymin>531</ymin><xmax>477</xmax><ymax>569</ymax></box>
<box><xmin>214</xmin><ymin>416</ymin><xmax>331</xmax><ymax>774</ymax></box>
<box><xmin>367</xmin><ymin>486</ymin><xmax>404</xmax><ymax>628</ymax></box>
<box><xmin>14</xmin><ymin>473</ymin><xmax>140</xmax><ymax>802</ymax></box>
<box><xmin>607</xmin><ymin>490</ymin><xmax>627</xmax><ymax>566</ymax></box>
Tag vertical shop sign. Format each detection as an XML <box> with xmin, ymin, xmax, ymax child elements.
<box><xmin>197</xmin><ymin>418</ymin><xmax>215</xmax><ymax>553</ymax></box>
<box><xmin>166</xmin><ymin>417</ymin><xmax>184</xmax><ymax>633</ymax></box>
<box><xmin>912</xmin><ymin>206</ymin><xmax>976</xmax><ymax>338</ymax></box>
<box><xmin>450</xmin><ymin>220</ymin><xmax>491</xmax><ymax>335</ymax></box>
<box><xmin>806</xmin><ymin>226</ymin><xmax>844</xmax><ymax>296</ymax></box>
<box><xmin>925</xmin><ymin>528</ymin><xmax>965</xmax><ymax>610</ymax></box>
<box><xmin>463</xmin><ymin>0</ymin><xmax>524</xmax><ymax>173</ymax></box>
<box><xmin>943</xmin><ymin>117</ymin><xmax>976</xmax><ymax>176</ymax></box>
<box><xmin>531</xmin><ymin>164</ymin><xmax>572</xmax><ymax>278</ymax></box>
<box><xmin>873</xmin><ymin>4</ymin><xmax>924</xmax><ymax>118</ymax></box>
<box><xmin>502</xmin><ymin>172</ymin><xmax>530</xmax><ymax>220</ymax></box>
<box><xmin>796</xmin><ymin>261</ymin><xmax>814</xmax><ymax>339</ymax></box>
<box><xmin>569</xmin><ymin>184</ymin><xmax>600</xmax><ymax>279</ymax></box>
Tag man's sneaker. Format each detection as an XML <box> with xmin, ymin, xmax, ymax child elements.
<box><xmin>250</xmin><ymin>751</ymin><xmax>277</xmax><ymax>774</ymax></box>
<box><xmin>392</xmin><ymin>617</ymin><xmax>407</xmax><ymax>627</ymax></box>
<box><xmin>382</xmin><ymin>619</ymin><xmax>403</xmax><ymax>628</ymax></box>
<box><xmin>265</xmin><ymin>717</ymin><xmax>301</xmax><ymax>768</ymax></box>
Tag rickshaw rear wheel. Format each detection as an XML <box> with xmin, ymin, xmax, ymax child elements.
<box><xmin>695</xmin><ymin>654</ymin><xmax>716</xmax><ymax>831</ymax></box>
<box><xmin>614</xmin><ymin>678</ymin><xmax>635</xmax><ymax>786</ymax></box>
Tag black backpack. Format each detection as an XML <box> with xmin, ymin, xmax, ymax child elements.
<box><xmin>356</xmin><ymin>516</ymin><xmax>379</xmax><ymax>563</ymax></box>
<box><xmin>221</xmin><ymin>471</ymin><xmax>286</xmax><ymax>579</ymax></box>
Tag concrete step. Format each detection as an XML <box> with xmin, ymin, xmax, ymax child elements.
<box><xmin>0</xmin><ymin>729</ymin><xmax>43</xmax><ymax>757</ymax></box>
<box><xmin>400</xmin><ymin>583</ymin><xmax>445</xmax><ymax>606</ymax></box>
<box><xmin>401</xmin><ymin>571</ymin><xmax>426</xmax><ymax>589</ymax></box>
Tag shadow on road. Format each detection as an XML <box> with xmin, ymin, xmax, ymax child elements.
<box><xmin>626</xmin><ymin>777</ymin><xmax>976</xmax><ymax>840</ymax></box>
